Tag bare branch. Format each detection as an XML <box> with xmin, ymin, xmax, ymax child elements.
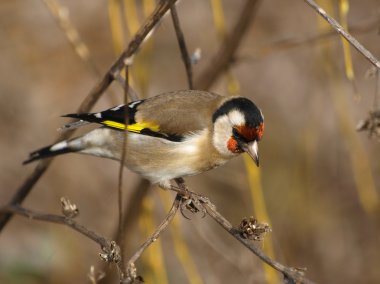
<box><xmin>1</xmin><ymin>204</ymin><xmax>110</xmax><ymax>250</ymax></box>
<box><xmin>1</xmin><ymin>204</ymin><xmax>130</xmax><ymax>281</ymax></box>
<box><xmin>203</xmin><ymin>203</ymin><xmax>314</xmax><ymax>284</ymax></box>
<box><xmin>0</xmin><ymin>0</ymin><xmax>178</xmax><ymax>233</ymax></box>
<box><xmin>194</xmin><ymin>0</ymin><xmax>261</xmax><ymax>90</ymax></box>
<box><xmin>170</xmin><ymin>5</ymin><xmax>193</xmax><ymax>89</ymax></box>
<box><xmin>169</xmin><ymin>180</ymin><xmax>316</xmax><ymax>284</ymax></box>
<box><xmin>303</xmin><ymin>0</ymin><xmax>380</xmax><ymax>69</ymax></box>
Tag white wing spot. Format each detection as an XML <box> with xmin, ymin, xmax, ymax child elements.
<box><xmin>94</xmin><ymin>112</ymin><xmax>102</xmax><ymax>118</ymax></box>
<box><xmin>129</xmin><ymin>101</ymin><xmax>141</xmax><ymax>108</ymax></box>
<box><xmin>111</xmin><ymin>104</ymin><xmax>124</xmax><ymax>111</ymax></box>
<box><xmin>50</xmin><ymin>141</ymin><xmax>68</xmax><ymax>152</ymax></box>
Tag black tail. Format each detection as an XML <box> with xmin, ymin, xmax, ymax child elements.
<box><xmin>62</xmin><ymin>113</ymin><xmax>100</xmax><ymax>122</ymax></box>
<box><xmin>23</xmin><ymin>141</ymin><xmax>73</xmax><ymax>165</ymax></box>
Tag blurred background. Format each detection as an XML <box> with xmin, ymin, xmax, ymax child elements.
<box><xmin>1</xmin><ymin>0</ymin><xmax>380</xmax><ymax>283</ymax></box>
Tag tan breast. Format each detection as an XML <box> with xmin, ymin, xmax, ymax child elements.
<box><xmin>123</xmin><ymin>130</ymin><xmax>231</xmax><ymax>184</ymax></box>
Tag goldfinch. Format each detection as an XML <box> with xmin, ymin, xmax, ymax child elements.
<box><xmin>24</xmin><ymin>90</ymin><xmax>264</xmax><ymax>189</ymax></box>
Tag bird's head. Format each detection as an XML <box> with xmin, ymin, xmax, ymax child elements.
<box><xmin>212</xmin><ymin>97</ymin><xmax>264</xmax><ymax>166</ymax></box>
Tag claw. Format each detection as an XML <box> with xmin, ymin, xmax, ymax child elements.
<box><xmin>178</xmin><ymin>194</ymin><xmax>207</xmax><ymax>219</ymax></box>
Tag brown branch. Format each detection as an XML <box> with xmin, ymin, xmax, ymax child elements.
<box><xmin>170</xmin><ymin>180</ymin><xmax>316</xmax><ymax>284</ymax></box>
<box><xmin>0</xmin><ymin>0</ymin><xmax>178</xmax><ymax>233</ymax></box>
<box><xmin>170</xmin><ymin>5</ymin><xmax>194</xmax><ymax>89</ymax></box>
<box><xmin>1</xmin><ymin>204</ymin><xmax>129</xmax><ymax>280</ymax></box>
<box><xmin>303</xmin><ymin>0</ymin><xmax>380</xmax><ymax>69</ymax></box>
<box><xmin>203</xmin><ymin>203</ymin><xmax>314</xmax><ymax>284</ymax></box>
<box><xmin>194</xmin><ymin>0</ymin><xmax>261</xmax><ymax>90</ymax></box>
<box><xmin>1</xmin><ymin>204</ymin><xmax>110</xmax><ymax>253</ymax></box>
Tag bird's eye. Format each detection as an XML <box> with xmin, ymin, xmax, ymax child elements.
<box><xmin>232</xmin><ymin>128</ymin><xmax>248</xmax><ymax>143</ymax></box>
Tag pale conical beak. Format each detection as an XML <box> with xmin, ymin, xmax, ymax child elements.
<box><xmin>242</xmin><ymin>140</ymin><xmax>259</xmax><ymax>167</ymax></box>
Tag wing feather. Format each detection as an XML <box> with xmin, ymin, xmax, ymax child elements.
<box><xmin>62</xmin><ymin>90</ymin><xmax>225</xmax><ymax>141</ymax></box>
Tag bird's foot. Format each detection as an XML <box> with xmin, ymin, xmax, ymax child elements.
<box><xmin>172</xmin><ymin>178</ymin><xmax>212</xmax><ymax>219</ymax></box>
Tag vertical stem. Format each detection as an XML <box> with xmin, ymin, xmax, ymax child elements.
<box><xmin>170</xmin><ymin>5</ymin><xmax>193</xmax><ymax>89</ymax></box>
<box><xmin>117</xmin><ymin>65</ymin><xmax>130</xmax><ymax>275</ymax></box>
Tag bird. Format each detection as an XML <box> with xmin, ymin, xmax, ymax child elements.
<box><xmin>24</xmin><ymin>90</ymin><xmax>264</xmax><ymax>189</ymax></box>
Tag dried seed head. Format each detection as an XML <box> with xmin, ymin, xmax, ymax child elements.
<box><xmin>238</xmin><ymin>216</ymin><xmax>271</xmax><ymax>241</ymax></box>
<box><xmin>99</xmin><ymin>241</ymin><xmax>121</xmax><ymax>263</ymax></box>
<box><xmin>357</xmin><ymin>110</ymin><xmax>380</xmax><ymax>140</ymax></box>
<box><xmin>60</xmin><ymin>197</ymin><xmax>79</xmax><ymax>218</ymax></box>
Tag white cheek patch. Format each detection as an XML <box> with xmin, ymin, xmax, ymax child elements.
<box><xmin>212</xmin><ymin>115</ymin><xmax>235</xmax><ymax>157</ymax></box>
<box><xmin>228</xmin><ymin>110</ymin><xmax>245</xmax><ymax>126</ymax></box>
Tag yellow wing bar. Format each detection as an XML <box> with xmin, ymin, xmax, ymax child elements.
<box><xmin>102</xmin><ymin>120</ymin><xmax>160</xmax><ymax>133</ymax></box>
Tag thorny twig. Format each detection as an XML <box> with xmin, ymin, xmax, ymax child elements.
<box><xmin>170</xmin><ymin>4</ymin><xmax>194</xmax><ymax>89</ymax></box>
<box><xmin>0</xmin><ymin>0</ymin><xmax>178</xmax><ymax>233</ymax></box>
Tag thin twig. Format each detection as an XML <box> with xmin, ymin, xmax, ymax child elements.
<box><xmin>202</xmin><ymin>203</ymin><xmax>315</xmax><ymax>284</ymax></box>
<box><xmin>170</xmin><ymin>180</ymin><xmax>315</xmax><ymax>284</ymax></box>
<box><xmin>194</xmin><ymin>0</ymin><xmax>261</xmax><ymax>90</ymax></box>
<box><xmin>116</xmin><ymin>65</ymin><xmax>131</xmax><ymax>276</ymax></box>
<box><xmin>1</xmin><ymin>204</ymin><xmax>110</xmax><ymax>250</ymax></box>
<box><xmin>127</xmin><ymin>194</ymin><xmax>182</xmax><ymax>266</ymax></box>
<box><xmin>1</xmin><ymin>204</ymin><xmax>128</xmax><ymax>280</ymax></box>
<box><xmin>170</xmin><ymin>5</ymin><xmax>193</xmax><ymax>89</ymax></box>
<box><xmin>0</xmin><ymin>0</ymin><xmax>178</xmax><ymax>233</ymax></box>
<box><xmin>303</xmin><ymin>0</ymin><xmax>380</xmax><ymax>69</ymax></box>
<box><xmin>375</xmin><ymin>68</ymin><xmax>380</xmax><ymax>110</ymax></box>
